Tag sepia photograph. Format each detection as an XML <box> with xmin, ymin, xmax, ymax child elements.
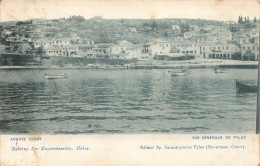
<box><xmin>0</xmin><ymin>0</ymin><xmax>259</xmax><ymax>165</ymax></box>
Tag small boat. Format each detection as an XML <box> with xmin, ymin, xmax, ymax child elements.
<box><xmin>235</xmin><ymin>80</ymin><xmax>257</xmax><ymax>93</ymax></box>
<box><xmin>169</xmin><ymin>69</ymin><xmax>188</xmax><ymax>76</ymax></box>
<box><xmin>214</xmin><ymin>67</ymin><xmax>226</xmax><ymax>74</ymax></box>
<box><xmin>44</xmin><ymin>73</ymin><xmax>68</xmax><ymax>80</ymax></box>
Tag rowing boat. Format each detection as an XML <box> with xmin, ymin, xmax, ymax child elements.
<box><xmin>235</xmin><ymin>80</ymin><xmax>257</xmax><ymax>93</ymax></box>
<box><xmin>44</xmin><ymin>73</ymin><xmax>68</xmax><ymax>79</ymax></box>
<box><xmin>169</xmin><ymin>69</ymin><xmax>188</xmax><ymax>76</ymax></box>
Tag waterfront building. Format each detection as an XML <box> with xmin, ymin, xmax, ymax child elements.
<box><xmin>45</xmin><ymin>46</ymin><xmax>63</xmax><ymax>56</ymax></box>
<box><xmin>124</xmin><ymin>45</ymin><xmax>143</xmax><ymax>59</ymax></box>
<box><xmin>111</xmin><ymin>40</ymin><xmax>133</xmax><ymax>55</ymax></box>
<box><xmin>46</xmin><ymin>45</ymin><xmax>78</xmax><ymax>57</ymax></box>
<box><xmin>61</xmin><ymin>45</ymin><xmax>79</xmax><ymax>57</ymax></box>
<box><xmin>176</xmin><ymin>41</ymin><xmax>200</xmax><ymax>56</ymax></box>
<box><xmin>241</xmin><ymin>43</ymin><xmax>259</xmax><ymax>61</ymax></box>
<box><xmin>239</xmin><ymin>35</ymin><xmax>259</xmax><ymax>61</ymax></box>
<box><xmin>200</xmin><ymin>42</ymin><xmax>240</xmax><ymax>59</ymax></box>
<box><xmin>91</xmin><ymin>44</ymin><xmax>111</xmax><ymax>58</ymax></box>
<box><xmin>149</xmin><ymin>40</ymin><xmax>172</xmax><ymax>56</ymax></box>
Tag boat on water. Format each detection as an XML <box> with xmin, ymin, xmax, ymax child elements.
<box><xmin>168</xmin><ymin>69</ymin><xmax>188</xmax><ymax>76</ymax></box>
<box><xmin>214</xmin><ymin>67</ymin><xmax>226</xmax><ymax>74</ymax></box>
<box><xmin>235</xmin><ymin>80</ymin><xmax>257</xmax><ymax>93</ymax></box>
<box><xmin>44</xmin><ymin>73</ymin><xmax>68</xmax><ymax>80</ymax></box>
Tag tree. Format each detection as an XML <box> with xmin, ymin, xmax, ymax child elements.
<box><xmin>164</xmin><ymin>31</ymin><xmax>168</xmax><ymax>37</ymax></box>
<box><xmin>254</xmin><ymin>17</ymin><xmax>256</xmax><ymax>23</ymax></box>
<box><xmin>185</xmin><ymin>23</ymin><xmax>190</xmax><ymax>31</ymax></box>
<box><xmin>71</xmin><ymin>15</ymin><xmax>85</xmax><ymax>22</ymax></box>
<box><xmin>151</xmin><ymin>21</ymin><xmax>157</xmax><ymax>31</ymax></box>
<box><xmin>238</xmin><ymin>16</ymin><xmax>243</xmax><ymax>24</ymax></box>
<box><xmin>143</xmin><ymin>22</ymin><xmax>148</xmax><ymax>27</ymax></box>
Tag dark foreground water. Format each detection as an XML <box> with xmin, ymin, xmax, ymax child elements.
<box><xmin>0</xmin><ymin>68</ymin><xmax>257</xmax><ymax>134</ymax></box>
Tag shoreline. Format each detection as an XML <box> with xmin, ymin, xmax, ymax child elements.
<box><xmin>0</xmin><ymin>59</ymin><xmax>258</xmax><ymax>70</ymax></box>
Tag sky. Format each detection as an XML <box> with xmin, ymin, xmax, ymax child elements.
<box><xmin>0</xmin><ymin>0</ymin><xmax>260</xmax><ymax>22</ymax></box>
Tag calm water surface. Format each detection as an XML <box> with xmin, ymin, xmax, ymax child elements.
<box><xmin>0</xmin><ymin>68</ymin><xmax>257</xmax><ymax>134</ymax></box>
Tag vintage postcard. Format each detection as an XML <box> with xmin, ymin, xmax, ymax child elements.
<box><xmin>0</xmin><ymin>0</ymin><xmax>259</xmax><ymax>165</ymax></box>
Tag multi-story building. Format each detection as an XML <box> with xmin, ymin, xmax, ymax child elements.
<box><xmin>111</xmin><ymin>40</ymin><xmax>133</xmax><ymax>55</ymax></box>
<box><xmin>200</xmin><ymin>42</ymin><xmax>240</xmax><ymax>59</ymax></box>
<box><xmin>240</xmin><ymin>36</ymin><xmax>259</xmax><ymax>61</ymax></box>
<box><xmin>46</xmin><ymin>45</ymin><xmax>78</xmax><ymax>57</ymax></box>
<box><xmin>241</xmin><ymin>43</ymin><xmax>259</xmax><ymax>61</ymax></box>
<box><xmin>51</xmin><ymin>38</ymin><xmax>70</xmax><ymax>47</ymax></box>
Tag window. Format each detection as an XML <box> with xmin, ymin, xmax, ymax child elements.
<box><xmin>252</xmin><ymin>46</ymin><xmax>255</xmax><ymax>50</ymax></box>
<box><xmin>190</xmin><ymin>51</ymin><xmax>193</xmax><ymax>53</ymax></box>
<box><xmin>226</xmin><ymin>46</ymin><xmax>229</xmax><ymax>50</ymax></box>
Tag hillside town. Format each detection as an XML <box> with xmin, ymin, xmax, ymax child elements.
<box><xmin>0</xmin><ymin>15</ymin><xmax>259</xmax><ymax>65</ymax></box>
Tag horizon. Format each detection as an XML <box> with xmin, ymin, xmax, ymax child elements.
<box><xmin>1</xmin><ymin>0</ymin><xmax>260</xmax><ymax>22</ymax></box>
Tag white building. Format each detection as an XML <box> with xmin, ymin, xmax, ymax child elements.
<box><xmin>200</xmin><ymin>42</ymin><xmax>240</xmax><ymax>59</ymax></box>
<box><xmin>111</xmin><ymin>40</ymin><xmax>133</xmax><ymax>55</ymax></box>
<box><xmin>184</xmin><ymin>32</ymin><xmax>196</xmax><ymax>39</ymax></box>
<box><xmin>51</xmin><ymin>38</ymin><xmax>70</xmax><ymax>47</ymax></box>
